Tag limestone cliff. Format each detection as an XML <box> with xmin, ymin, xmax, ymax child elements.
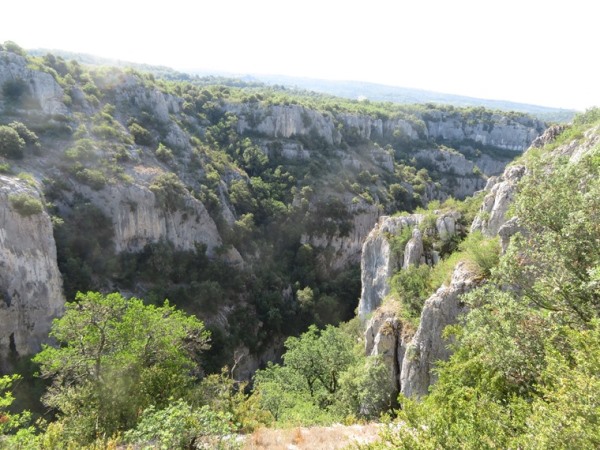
<box><xmin>0</xmin><ymin>176</ymin><xmax>64</xmax><ymax>367</ymax></box>
<box><xmin>227</xmin><ymin>101</ymin><xmax>544</xmax><ymax>156</ymax></box>
<box><xmin>358</xmin><ymin>211</ymin><xmax>462</xmax><ymax>319</ymax></box>
<box><xmin>74</xmin><ymin>181</ymin><xmax>230</xmax><ymax>258</ymax></box>
<box><xmin>226</xmin><ymin>103</ymin><xmax>342</xmax><ymax>146</ymax></box>
<box><xmin>0</xmin><ymin>51</ymin><xmax>67</xmax><ymax>115</ymax></box>
<box><xmin>302</xmin><ymin>201</ymin><xmax>380</xmax><ymax>271</ymax></box>
<box><xmin>400</xmin><ymin>262</ymin><xmax>478</xmax><ymax>397</ymax></box>
<box><xmin>358</xmin><ymin>215</ymin><xmax>421</xmax><ymax>319</ymax></box>
<box><xmin>359</xmin><ymin>209</ymin><xmax>468</xmax><ymax>399</ymax></box>
<box><xmin>423</xmin><ymin>109</ymin><xmax>544</xmax><ymax>152</ymax></box>
<box><xmin>470</xmin><ymin>164</ymin><xmax>526</xmax><ymax>236</ymax></box>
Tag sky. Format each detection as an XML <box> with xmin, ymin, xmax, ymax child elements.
<box><xmin>2</xmin><ymin>0</ymin><xmax>598</xmax><ymax>110</ymax></box>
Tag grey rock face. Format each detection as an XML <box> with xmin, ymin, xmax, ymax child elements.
<box><xmin>0</xmin><ymin>51</ymin><xmax>67</xmax><ymax>115</ymax></box>
<box><xmin>303</xmin><ymin>202</ymin><xmax>380</xmax><ymax>272</ymax></box>
<box><xmin>76</xmin><ymin>181</ymin><xmax>238</xmax><ymax>261</ymax></box>
<box><xmin>400</xmin><ymin>262</ymin><xmax>477</xmax><ymax>398</ymax></box>
<box><xmin>0</xmin><ymin>176</ymin><xmax>64</xmax><ymax>365</ymax></box>
<box><xmin>360</xmin><ymin>210</ymin><xmax>470</xmax><ymax>398</ymax></box>
<box><xmin>358</xmin><ymin>211</ymin><xmax>462</xmax><ymax>319</ymax></box>
<box><xmin>423</xmin><ymin>111</ymin><xmax>544</xmax><ymax>152</ymax></box>
<box><xmin>111</xmin><ymin>74</ymin><xmax>181</xmax><ymax>125</ymax></box>
<box><xmin>364</xmin><ymin>309</ymin><xmax>411</xmax><ymax>399</ymax></box>
<box><xmin>471</xmin><ymin>164</ymin><xmax>526</xmax><ymax>236</ymax></box>
<box><xmin>403</xmin><ymin>229</ymin><xmax>424</xmax><ymax>269</ymax></box>
<box><xmin>358</xmin><ymin>215</ymin><xmax>421</xmax><ymax>319</ymax></box>
<box><xmin>498</xmin><ymin>216</ymin><xmax>527</xmax><ymax>253</ymax></box>
<box><xmin>413</xmin><ymin>148</ymin><xmax>487</xmax><ymax>199</ymax></box>
<box><xmin>227</xmin><ymin>103</ymin><xmax>342</xmax><ymax>146</ymax></box>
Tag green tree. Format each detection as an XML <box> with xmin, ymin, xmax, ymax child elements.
<box><xmin>0</xmin><ymin>125</ymin><xmax>25</xmax><ymax>159</ymax></box>
<box><xmin>0</xmin><ymin>375</ymin><xmax>32</xmax><ymax>443</ymax></box>
<box><xmin>253</xmin><ymin>324</ymin><xmax>358</xmax><ymax>425</ymax></box>
<box><xmin>33</xmin><ymin>292</ymin><xmax>210</xmax><ymax>445</ymax></box>
<box><xmin>284</xmin><ymin>325</ymin><xmax>356</xmax><ymax>398</ymax></box>
<box><xmin>149</xmin><ymin>172</ymin><xmax>188</xmax><ymax>212</ymax></box>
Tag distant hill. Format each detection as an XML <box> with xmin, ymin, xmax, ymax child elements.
<box><xmin>28</xmin><ymin>48</ymin><xmax>575</xmax><ymax>123</ymax></box>
<box><xmin>248</xmin><ymin>74</ymin><xmax>577</xmax><ymax>123</ymax></box>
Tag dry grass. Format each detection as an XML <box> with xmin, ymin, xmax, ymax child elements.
<box><xmin>243</xmin><ymin>423</ymin><xmax>380</xmax><ymax>449</ymax></box>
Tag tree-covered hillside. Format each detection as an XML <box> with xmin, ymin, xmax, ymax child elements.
<box><xmin>0</xmin><ymin>40</ymin><xmax>545</xmax><ymax>373</ymax></box>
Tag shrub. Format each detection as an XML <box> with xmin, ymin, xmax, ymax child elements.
<box><xmin>390</xmin><ymin>264</ymin><xmax>432</xmax><ymax>321</ymax></box>
<box><xmin>150</xmin><ymin>173</ymin><xmax>187</xmax><ymax>212</ymax></box>
<box><xmin>8</xmin><ymin>122</ymin><xmax>40</xmax><ymax>152</ymax></box>
<box><xmin>129</xmin><ymin>122</ymin><xmax>153</xmax><ymax>146</ymax></box>
<box><xmin>72</xmin><ymin>167</ymin><xmax>107</xmax><ymax>190</ymax></box>
<box><xmin>9</xmin><ymin>193</ymin><xmax>44</xmax><ymax>216</ymax></box>
<box><xmin>125</xmin><ymin>400</ymin><xmax>239</xmax><ymax>450</ymax></box>
<box><xmin>63</xmin><ymin>138</ymin><xmax>99</xmax><ymax>162</ymax></box>
<box><xmin>156</xmin><ymin>142</ymin><xmax>174</xmax><ymax>163</ymax></box>
<box><xmin>91</xmin><ymin>123</ymin><xmax>123</xmax><ymax>140</ymax></box>
<box><xmin>0</xmin><ymin>125</ymin><xmax>25</xmax><ymax>159</ymax></box>
<box><xmin>2</xmin><ymin>79</ymin><xmax>27</xmax><ymax>104</ymax></box>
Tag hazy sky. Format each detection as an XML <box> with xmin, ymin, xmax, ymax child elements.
<box><xmin>2</xmin><ymin>0</ymin><xmax>598</xmax><ymax>110</ymax></box>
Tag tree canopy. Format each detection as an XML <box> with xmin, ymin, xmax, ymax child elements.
<box><xmin>33</xmin><ymin>291</ymin><xmax>210</xmax><ymax>443</ymax></box>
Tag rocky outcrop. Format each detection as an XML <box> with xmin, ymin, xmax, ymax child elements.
<box><xmin>414</xmin><ymin>147</ymin><xmax>487</xmax><ymax>199</ymax></box>
<box><xmin>226</xmin><ymin>101</ymin><xmax>543</xmax><ymax>157</ymax></box>
<box><xmin>400</xmin><ymin>262</ymin><xmax>477</xmax><ymax>398</ymax></box>
<box><xmin>471</xmin><ymin>164</ymin><xmax>526</xmax><ymax>236</ymax></box>
<box><xmin>227</xmin><ymin>103</ymin><xmax>342</xmax><ymax>146</ymax></box>
<box><xmin>358</xmin><ymin>215</ymin><xmax>421</xmax><ymax>319</ymax></box>
<box><xmin>423</xmin><ymin>110</ymin><xmax>545</xmax><ymax>152</ymax></box>
<box><xmin>75</xmin><ymin>180</ymin><xmax>239</xmax><ymax>261</ymax></box>
<box><xmin>0</xmin><ymin>176</ymin><xmax>64</xmax><ymax>366</ymax></box>
<box><xmin>363</xmin><ymin>262</ymin><xmax>478</xmax><ymax>400</ymax></box>
<box><xmin>338</xmin><ymin>114</ymin><xmax>422</xmax><ymax>142</ymax></box>
<box><xmin>358</xmin><ymin>211</ymin><xmax>463</xmax><ymax>319</ymax></box>
<box><xmin>0</xmin><ymin>51</ymin><xmax>67</xmax><ymax>115</ymax></box>
<box><xmin>109</xmin><ymin>73</ymin><xmax>181</xmax><ymax>125</ymax></box>
<box><xmin>303</xmin><ymin>202</ymin><xmax>380</xmax><ymax>272</ymax></box>
<box><xmin>364</xmin><ymin>306</ymin><xmax>411</xmax><ymax>399</ymax></box>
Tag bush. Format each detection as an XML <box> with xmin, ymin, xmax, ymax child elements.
<box><xmin>33</xmin><ymin>292</ymin><xmax>210</xmax><ymax>446</ymax></box>
<box><xmin>129</xmin><ymin>122</ymin><xmax>153</xmax><ymax>146</ymax></box>
<box><xmin>125</xmin><ymin>400</ymin><xmax>239</xmax><ymax>450</ymax></box>
<box><xmin>390</xmin><ymin>264</ymin><xmax>432</xmax><ymax>322</ymax></box>
<box><xmin>8</xmin><ymin>121</ymin><xmax>40</xmax><ymax>152</ymax></box>
<box><xmin>0</xmin><ymin>125</ymin><xmax>25</xmax><ymax>159</ymax></box>
<box><xmin>150</xmin><ymin>173</ymin><xmax>188</xmax><ymax>212</ymax></box>
<box><xmin>72</xmin><ymin>167</ymin><xmax>107</xmax><ymax>190</ymax></box>
<box><xmin>9</xmin><ymin>193</ymin><xmax>44</xmax><ymax>216</ymax></box>
<box><xmin>2</xmin><ymin>79</ymin><xmax>27</xmax><ymax>104</ymax></box>
<box><xmin>156</xmin><ymin>142</ymin><xmax>174</xmax><ymax>163</ymax></box>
